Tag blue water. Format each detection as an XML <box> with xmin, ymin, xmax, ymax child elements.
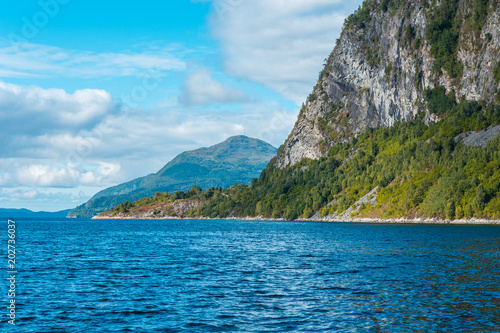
<box><xmin>2</xmin><ymin>219</ymin><xmax>500</xmax><ymax>332</ymax></box>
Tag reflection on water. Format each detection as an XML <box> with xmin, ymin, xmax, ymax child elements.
<box><xmin>6</xmin><ymin>219</ymin><xmax>500</xmax><ymax>332</ymax></box>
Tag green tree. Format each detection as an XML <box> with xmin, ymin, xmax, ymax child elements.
<box><xmin>474</xmin><ymin>185</ymin><xmax>487</xmax><ymax>212</ymax></box>
<box><xmin>445</xmin><ymin>201</ymin><xmax>455</xmax><ymax>220</ymax></box>
<box><xmin>255</xmin><ymin>201</ymin><xmax>263</xmax><ymax>215</ymax></box>
<box><xmin>188</xmin><ymin>185</ymin><xmax>202</xmax><ymax>196</ymax></box>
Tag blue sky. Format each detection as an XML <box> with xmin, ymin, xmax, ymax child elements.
<box><xmin>0</xmin><ymin>0</ymin><xmax>363</xmax><ymax>211</ymax></box>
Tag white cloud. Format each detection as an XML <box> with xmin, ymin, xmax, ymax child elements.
<box><xmin>0</xmin><ymin>42</ymin><xmax>186</xmax><ymax>79</ymax></box>
<box><xmin>0</xmin><ymin>81</ymin><xmax>113</xmax><ymax>132</ymax></box>
<box><xmin>0</xmin><ymin>104</ymin><xmax>293</xmax><ymax>191</ymax></box>
<box><xmin>0</xmin><ymin>173</ymin><xmax>11</xmax><ymax>186</ymax></box>
<box><xmin>14</xmin><ymin>162</ymin><xmax>121</xmax><ymax>187</ymax></box>
<box><xmin>0</xmin><ymin>69</ymin><xmax>42</xmax><ymax>78</ymax></box>
<box><xmin>0</xmin><ymin>187</ymin><xmax>94</xmax><ymax>212</ymax></box>
<box><xmin>179</xmin><ymin>67</ymin><xmax>249</xmax><ymax>105</ymax></box>
<box><xmin>0</xmin><ymin>81</ymin><xmax>294</xmax><ymax>192</ymax></box>
<box><xmin>90</xmin><ymin>102</ymin><xmax>294</xmax><ymax>169</ymax></box>
<box><xmin>210</xmin><ymin>0</ymin><xmax>363</xmax><ymax>104</ymax></box>
<box><xmin>16</xmin><ymin>164</ymin><xmax>78</xmax><ymax>187</ymax></box>
<box><xmin>19</xmin><ymin>189</ymin><xmax>38</xmax><ymax>199</ymax></box>
<box><xmin>0</xmin><ymin>56</ymin><xmax>299</xmax><ymax>209</ymax></box>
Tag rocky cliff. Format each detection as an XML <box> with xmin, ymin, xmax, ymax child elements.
<box><xmin>276</xmin><ymin>0</ymin><xmax>500</xmax><ymax>168</ymax></box>
<box><xmin>97</xmin><ymin>0</ymin><xmax>500</xmax><ymax>221</ymax></box>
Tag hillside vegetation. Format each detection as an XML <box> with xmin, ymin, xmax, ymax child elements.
<box><xmin>102</xmin><ymin>95</ymin><xmax>500</xmax><ymax>220</ymax></box>
<box><xmin>101</xmin><ymin>0</ymin><xmax>500</xmax><ymax>221</ymax></box>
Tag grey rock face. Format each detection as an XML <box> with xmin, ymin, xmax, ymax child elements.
<box><xmin>331</xmin><ymin>186</ymin><xmax>378</xmax><ymax>220</ymax></box>
<box><xmin>276</xmin><ymin>0</ymin><xmax>500</xmax><ymax>168</ymax></box>
<box><xmin>455</xmin><ymin>125</ymin><xmax>500</xmax><ymax>147</ymax></box>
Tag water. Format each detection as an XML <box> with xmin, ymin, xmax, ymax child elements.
<box><xmin>2</xmin><ymin>219</ymin><xmax>500</xmax><ymax>332</ymax></box>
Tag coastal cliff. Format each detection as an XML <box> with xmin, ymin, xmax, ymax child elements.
<box><xmin>276</xmin><ymin>0</ymin><xmax>500</xmax><ymax>168</ymax></box>
<box><xmin>103</xmin><ymin>0</ymin><xmax>500</xmax><ymax>221</ymax></box>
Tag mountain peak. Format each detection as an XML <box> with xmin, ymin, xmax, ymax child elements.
<box><xmin>226</xmin><ymin>135</ymin><xmax>249</xmax><ymax>140</ymax></box>
<box><xmin>68</xmin><ymin>136</ymin><xmax>277</xmax><ymax>217</ymax></box>
<box><xmin>222</xmin><ymin>135</ymin><xmax>270</xmax><ymax>145</ymax></box>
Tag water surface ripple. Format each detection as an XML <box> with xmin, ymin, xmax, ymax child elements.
<box><xmin>5</xmin><ymin>219</ymin><xmax>500</xmax><ymax>332</ymax></box>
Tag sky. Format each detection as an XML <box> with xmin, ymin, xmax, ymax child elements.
<box><xmin>0</xmin><ymin>0</ymin><xmax>363</xmax><ymax>211</ymax></box>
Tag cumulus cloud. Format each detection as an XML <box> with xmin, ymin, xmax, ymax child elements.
<box><xmin>0</xmin><ymin>81</ymin><xmax>114</xmax><ymax>158</ymax></box>
<box><xmin>16</xmin><ymin>164</ymin><xmax>80</xmax><ymax>187</ymax></box>
<box><xmin>0</xmin><ymin>81</ymin><xmax>113</xmax><ymax>130</ymax></box>
<box><xmin>179</xmin><ymin>67</ymin><xmax>249</xmax><ymax>105</ymax></box>
<box><xmin>89</xmin><ymin>102</ymin><xmax>295</xmax><ymax>170</ymax></box>
<box><xmin>9</xmin><ymin>161</ymin><xmax>121</xmax><ymax>188</ymax></box>
<box><xmin>0</xmin><ymin>70</ymin><xmax>297</xmax><ymax>210</ymax></box>
<box><xmin>0</xmin><ymin>42</ymin><xmax>185</xmax><ymax>79</ymax></box>
<box><xmin>210</xmin><ymin>0</ymin><xmax>363</xmax><ymax>104</ymax></box>
<box><xmin>0</xmin><ymin>105</ymin><xmax>294</xmax><ymax>190</ymax></box>
<box><xmin>0</xmin><ymin>81</ymin><xmax>294</xmax><ymax>192</ymax></box>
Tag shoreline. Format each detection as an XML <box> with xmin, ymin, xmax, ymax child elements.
<box><xmin>91</xmin><ymin>215</ymin><xmax>500</xmax><ymax>225</ymax></box>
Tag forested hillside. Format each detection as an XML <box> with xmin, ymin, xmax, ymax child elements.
<box><xmin>70</xmin><ymin>136</ymin><xmax>276</xmax><ymax>218</ymax></box>
<box><xmin>100</xmin><ymin>0</ymin><xmax>500</xmax><ymax>221</ymax></box>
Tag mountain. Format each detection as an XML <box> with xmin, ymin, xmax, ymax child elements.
<box><xmin>100</xmin><ymin>0</ymin><xmax>500</xmax><ymax>222</ymax></box>
<box><xmin>68</xmin><ymin>136</ymin><xmax>277</xmax><ymax>218</ymax></box>
<box><xmin>276</xmin><ymin>0</ymin><xmax>499</xmax><ymax>168</ymax></box>
<box><xmin>0</xmin><ymin>208</ymin><xmax>71</xmax><ymax>218</ymax></box>
<box><xmin>103</xmin><ymin>0</ymin><xmax>500</xmax><ymax>222</ymax></box>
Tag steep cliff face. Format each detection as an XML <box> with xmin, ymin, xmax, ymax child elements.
<box><xmin>276</xmin><ymin>0</ymin><xmax>500</xmax><ymax>168</ymax></box>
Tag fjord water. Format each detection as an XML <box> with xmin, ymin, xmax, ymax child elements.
<box><xmin>5</xmin><ymin>219</ymin><xmax>500</xmax><ymax>332</ymax></box>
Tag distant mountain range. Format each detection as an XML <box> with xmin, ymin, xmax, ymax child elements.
<box><xmin>68</xmin><ymin>135</ymin><xmax>277</xmax><ymax>218</ymax></box>
<box><xmin>0</xmin><ymin>208</ymin><xmax>71</xmax><ymax>218</ymax></box>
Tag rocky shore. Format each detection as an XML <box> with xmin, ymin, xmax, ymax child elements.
<box><xmin>92</xmin><ymin>214</ymin><xmax>500</xmax><ymax>224</ymax></box>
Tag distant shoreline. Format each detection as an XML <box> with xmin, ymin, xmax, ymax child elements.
<box><xmin>92</xmin><ymin>215</ymin><xmax>500</xmax><ymax>225</ymax></box>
